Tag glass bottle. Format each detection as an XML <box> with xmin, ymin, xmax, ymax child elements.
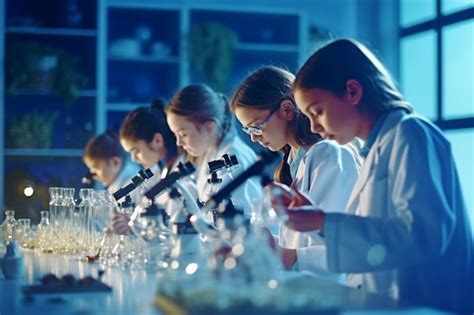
<box><xmin>37</xmin><ymin>211</ymin><xmax>53</xmax><ymax>253</ymax></box>
<box><xmin>62</xmin><ymin>188</ymin><xmax>76</xmax><ymax>227</ymax></box>
<box><xmin>2</xmin><ymin>210</ymin><xmax>17</xmax><ymax>245</ymax></box>
<box><xmin>139</xmin><ymin>204</ymin><xmax>174</xmax><ymax>269</ymax></box>
<box><xmin>60</xmin><ymin>188</ymin><xmax>76</xmax><ymax>254</ymax></box>
<box><xmin>78</xmin><ymin>188</ymin><xmax>94</xmax><ymax>255</ymax></box>
<box><xmin>16</xmin><ymin>219</ymin><xmax>28</xmax><ymax>247</ymax></box>
<box><xmin>48</xmin><ymin>187</ymin><xmax>62</xmax><ymax>229</ymax></box>
<box><xmin>18</xmin><ymin>219</ymin><xmax>36</xmax><ymax>250</ymax></box>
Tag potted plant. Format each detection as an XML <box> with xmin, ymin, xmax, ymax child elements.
<box><xmin>6</xmin><ymin>41</ymin><xmax>88</xmax><ymax>104</ymax></box>
<box><xmin>6</xmin><ymin>111</ymin><xmax>59</xmax><ymax>149</ymax></box>
<box><xmin>188</xmin><ymin>22</ymin><xmax>238</xmax><ymax>92</ymax></box>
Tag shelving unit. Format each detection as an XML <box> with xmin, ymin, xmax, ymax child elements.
<box><xmin>4</xmin><ymin>149</ymin><xmax>84</xmax><ymax>157</ymax></box>
<box><xmin>103</xmin><ymin>4</ymin><xmax>182</xmax><ymax>134</ymax></box>
<box><xmin>6</xmin><ymin>26</ymin><xmax>97</xmax><ymax>36</ymax></box>
<box><xmin>2</xmin><ymin>0</ymin><xmax>98</xmax><ymax>220</ymax></box>
<box><xmin>1</xmin><ymin>1</ymin><xmax>307</xmax><ymax>221</ymax></box>
<box><xmin>188</xmin><ymin>7</ymin><xmax>304</xmax><ymax>92</ymax></box>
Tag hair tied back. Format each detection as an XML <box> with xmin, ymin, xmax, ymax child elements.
<box><xmin>150</xmin><ymin>98</ymin><xmax>167</xmax><ymax>113</ymax></box>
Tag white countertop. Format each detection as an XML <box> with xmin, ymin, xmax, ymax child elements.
<box><xmin>0</xmin><ymin>249</ymin><xmax>448</xmax><ymax>315</ymax></box>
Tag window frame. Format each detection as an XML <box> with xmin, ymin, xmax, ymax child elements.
<box><xmin>399</xmin><ymin>1</ymin><xmax>474</xmax><ymax>130</ymax></box>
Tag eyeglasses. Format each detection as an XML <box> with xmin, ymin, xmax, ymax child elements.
<box><xmin>242</xmin><ymin>103</ymin><xmax>281</xmax><ymax>136</ymax></box>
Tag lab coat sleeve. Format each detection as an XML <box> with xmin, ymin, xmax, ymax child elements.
<box><xmin>280</xmin><ymin>158</ymin><xmax>349</xmax><ymax>247</ymax></box>
<box><xmin>324</xmin><ymin>118</ymin><xmax>458</xmax><ymax>273</ymax></box>
<box><xmin>296</xmin><ymin>245</ymin><xmax>346</xmax><ymax>284</ymax></box>
<box><xmin>297</xmin><ymin>245</ymin><xmax>327</xmax><ymax>270</ymax></box>
<box><xmin>283</xmin><ymin>142</ymin><xmax>358</xmax><ymax>272</ymax></box>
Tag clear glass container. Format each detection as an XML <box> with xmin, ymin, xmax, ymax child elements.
<box><xmin>130</xmin><ymin>204</ymin><xmax>174</xmax><ymax>269</ymax></box>
<box><xmin>79</xmin><ymin>188</ymin><xmax>94</xmax><ymax>255</ymax></box>
<box><xmin>2</xmin><ymin>210</ymin><xmax>17</xmax><ymax>245</ymax></box>
<box><xmin>49</xmin><ymin>187</ymin><xmax>63</xmax><ymax>228</ymax></box>
<box><xmin>36</xmin><ymin>211</ymin><xmax>54</xmax><ymax>253</ymax></box>
<box><xmin>17</xmin><ymin>218</ymin><xmax>36</xmax><ymax>249</ymax></box>
<box><xmin>62</xmin><ymin>188</ymin><xmax>76</xmax><ymax>227</ymax></box>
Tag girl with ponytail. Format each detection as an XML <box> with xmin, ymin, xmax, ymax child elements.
<box><xmin>111</xmin><ymin>98</ymin><xmax>189</xmax><ymax>235</ymax></box>
<box><xmin>119</xmin><ymin>98</ymin><xmax>181</xmax><ymax>178</ymax></box>
<box><xmin>230</xmin><ymin>66</ymin><xmax>360</xmax><ymax>282</ymax></box>
<box><xmin>166</xmin><ymin>84</ymin><xmax>261</xmax><ymax>218</ymax></box>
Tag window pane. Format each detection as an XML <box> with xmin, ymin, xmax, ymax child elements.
<box><xmin>445</xmin><ymin>128</ymin><xmax>474</xmax><ymax>229</ymax></box>
<box><xmin>442</xmin><ymin>19</ymin><xmax>474</xmax><ymax>119</ymax></box>
<box><xmin>400</xmin><ymin>31</ymin><xmax>438</xmax><ymax>120</ymax></box>
<box><xmin>400</xmin><ymin>0</ymin><xmax>436</xmax><ymax>28</ymax></box>
<box><xmin>442</xmin><ymin>0</ymin><xmax>474</xmax><ymax>15</ymax></box>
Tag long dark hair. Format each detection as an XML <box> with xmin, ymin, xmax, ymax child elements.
<box><xmin>294</xmin><ymin>39</ymin><xmax>412</xmax><ymax>117</ymax></box>
<box><xmin>120</xmin><ymin>98</ymin><xmax>178</xmax><ymax>163</ymax></box>
<box><xmin>231</xmin><ymin>66</ymin><xmax>321</xmax><ymax>185</ymax></box>
<box><xmin>83</xmin><ymin>130</ymin><xmax>126</xmax><ymax>161</ymax></box>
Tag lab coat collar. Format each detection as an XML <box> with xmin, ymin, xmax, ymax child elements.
<box><xmin>287</xmin><ymin>147</ymin><xmax>308</xmax><ymax>179</ymax></box>
<box><xmin>346</xmin><ymin>109</ymin><xmax>406</xmax><ymax>210</ymax></box>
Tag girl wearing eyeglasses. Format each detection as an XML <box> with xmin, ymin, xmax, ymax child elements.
<box><xmin>166</xmin><ymin>84</ymin><xmax>262</xmax><ymax>218</ymax></box>
<box><xmin>230</xmin><ymin>66</ymin><xmax>360</xmax><ymax>283</ymax></box>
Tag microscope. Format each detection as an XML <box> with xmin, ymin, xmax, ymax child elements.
<box><xmin>128</xmin><ymin>162</ymin><xmax>200</xmax><ymax>265</ymax></box>
<box><xmin>206</xmin><ymin>154</ymin><xmax>240</xmax><ymax>224</ymax></box>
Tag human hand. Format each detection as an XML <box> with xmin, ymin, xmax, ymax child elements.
<box><xmin>287</xmin><ymin>184</ymin><xmax>312</xmax><ymax>208</ymax></box>
<box><xmin>260</xmin><ymin>227</ymin><xmax>296</xmax><ymax>268</ymax></box>
<box><xmin>110</xmin><ymin>213</ymin><xmax>131</xmax><ymax>235</ymax></box>
<box><xmin>260</xmin><ymin>227</ymin><xmax>277</xmax><ymax>250</ymax></box>
<box><xmin>281</xmin><ymin>247</ymin><xmax>297</xmax><ymax>269</ymax></box>
<box><xmin>285</xmin><ymin>208</ymin><xmax>325</xmax><ymax>232</ymax></box>
<box><xmin>264</xmin><ymin>182</ymin><xmax>312</xmax><ymax>210</ymax></box>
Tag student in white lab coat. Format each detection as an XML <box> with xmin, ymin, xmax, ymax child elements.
<box><xmin>230</xmin><ymin>66</ymin><xmax>360</xmax><ymax>282</ymax></box>
<box><xmin>111</xmin><ymin>99</ymin><xmax>187</xmax><ymax>235</ymax></box>
<box><xmin>83</xmin><ymin>131</ymin><xmax>141</xmax><ymax>202</ymax></box>
<box><xmin>286</xmin><ymin>38</ymin><xmax>473</xmax><ymax>313</ymax></box>
<box><xmin>166</xmin><ymin>84</ymin><xmax>261</xmax><ymax>218</ymax></box>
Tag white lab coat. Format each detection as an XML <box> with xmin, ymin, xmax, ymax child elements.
<box><xmin>145</xmin><ymin>154</ymin><xmax>198</xmax><ymax>210</ymax></box>
<box><xmin>128</xmin><ymin>154</ymin><xmax>198</xmax><ymax>228</ymax></box>
<box><xmin>323</xmin><ymin>109</ymin><xmax>473</xmax><ymax>313</ymax></box>
<box><xmin>196</xmin><ymin>132</ymin><xmax>262</xmax><ymax>217</ymax></box>
<box><xmin>279</xmin><ymin>140</ymin><xmax>360</xmax><ymax>282</ymax></box>
<box><xmin>107</xmin><ymin>160</ymin><xmax>141</xmax><ymax>205</ymax></box>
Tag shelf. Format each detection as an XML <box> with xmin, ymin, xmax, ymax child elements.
<box><xmin>4</xmin><ymin>149</ymin><xmax>84</xmax><ymax>157</ymax></box>
<box><xmin>108</xmin><ymin>55</ymin><xmax>179</xmax><ymax>63</ymax></box>
<box><xmin>8</xmin><ymin>89</ymin><xmax>96</xmax><ymax>97</ymax></box>
<box><xmin>237</xmin><ymin>43</ymin><xmax>299</xmax><ymax>52</ymax></box>
<box><xmin>107</xmin><ymin>103</ymin><xmax>149</xmax><ymax>111</ymax></box>
<box><xmin>6</xmin><ymin>27</ymin><xmax>97</xmax><ymax>37</ymax></box>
